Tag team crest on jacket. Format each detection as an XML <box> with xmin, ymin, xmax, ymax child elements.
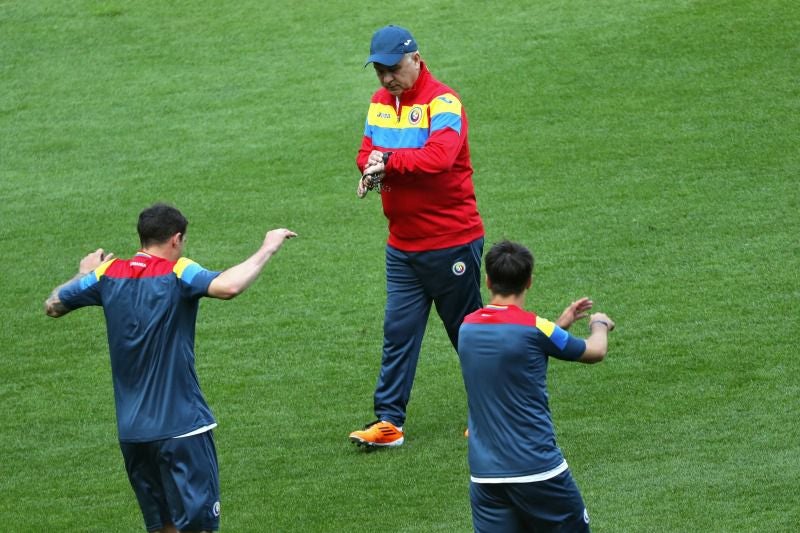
<box><xmin>452</xmin><ymin>261</ymin><xmax>466</xmax><ymax>276</ymax></box>
<box><xmin>408</xmin><ymin>106</ymin><xmax>423</xmax><ymax>125</ymax></box>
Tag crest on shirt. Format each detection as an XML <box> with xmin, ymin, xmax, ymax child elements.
<box><xmin>408</xmin><ymin>106</ymin><xmax>423</xmax><ymax>125</ymax></box>
<box><xmin>451</xmin><ymin>261</ymin><xmax>466</xmax><ymax>276</ymax></box>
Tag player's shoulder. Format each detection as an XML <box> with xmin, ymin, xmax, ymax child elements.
<box><xmin>173</xmin><ymin>257</ymin><xmax>201</xmax><ymax>278</ymax></box>
<box><xmin>173</xmin><ymin>257</ymin><xmax>221</xmax><ymax>288</ymax></box>
<box><xmin>95</xmin><ymin>257</ymin><xmax>119</xmax><ymax>277</ymax></box>
<box><xmin>533</xmin><ymin>315</ymin><xmax>557</xmax><ymax>335</ymax></box>
<box><xmin>532</xmin><ymin>315</ymin><xmax>575</xmax><ymax>352</ymax></box>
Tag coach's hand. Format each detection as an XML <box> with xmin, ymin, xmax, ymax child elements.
<box><xmin>366</xmin><ymin>150</ymin><xmax>384</xmax><ymax>167</ymax></box>
<box><xmin>357</xmin><ymin>176</ymin><xmax>370</xmax><ymax>198</ymax></box>
<box><xmin>362</xmin><ymin>161</ymin><xmax>385</xmax><ymax>181</ymax></box>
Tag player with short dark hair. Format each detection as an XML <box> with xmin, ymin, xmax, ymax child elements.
<box><xmin>137</xmin><ymin>202</ymin><xmax>188</xmax><ymax>247</ymax></box>
<box><xmin>45</xmin><ymin>203</ymin><xmax>296</xmax><ymax>533</ymax></box>
<box><xmin>483</xmin><ymin>240</ymin><xmax>533</xmax><ymax>295</ymax></box>
<box><xmin>458</xmin><ymin>239</ymin><xmax>615</xmax><ymax>532</ymax></box>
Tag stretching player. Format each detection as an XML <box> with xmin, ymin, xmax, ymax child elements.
<box><xmin>45</xmin><ymin>203</ymin><xmax>296</xmax><ymax>532</ymax></box>
<box><xmin>458</xmin><ymin>240</ymin><xmax>615</xmax><ymax>532</ymax></box>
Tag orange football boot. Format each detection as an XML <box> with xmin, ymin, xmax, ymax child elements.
<box><xmin>349</xmin><ymin>420</ymin><xmax>404</xmax><ymax>447</ymax></box>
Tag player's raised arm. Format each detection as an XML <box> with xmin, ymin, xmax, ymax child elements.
<box><xmin>45</xmin><ymin>248</ymin><xmax>113</xmax><ymax>318</ymax></box>
<box><xmin>578</xmin><ymin>312</ymin><xmax>616</xmax><ymax>363</ymax></box>
<box><xmin>207</xmin><ymin>228</ymin><xmax>297</xmax><ymax>300</ymax></box>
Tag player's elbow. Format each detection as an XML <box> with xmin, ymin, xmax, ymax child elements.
<box><xmin>579</xmin><ymin>351</ymin><xmax>606</xmax><ymax>364</ymax></box>
<box><xmin>579</xmin><ymin>336</ymin><xmax>609</xmax><ymax>364</ymax></box>
<box><xmin>209</xmin><ymin>282</ymin><xmax>244</xmax><ymax>300</ymax></box>
<box><xmin>579</xmin><ymin>344</ymin><xmax>607</xmax><ymax>364</ymax></box>
<box><xmin>44</xmin><ymin>300</ymin><xmax>66</xmax><ymax>318</ymax></box>
<box><xmin>215</xmin><ymin>288</ymin><xmax>241</xmax><ymax>300</ymax></box>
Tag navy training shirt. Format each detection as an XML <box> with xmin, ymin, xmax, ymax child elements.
<box><xmin>458</xmin><ymin>304</ymin><xmax>586</xmax><ymax>480</ymax></box>
<box><xmin>59</xmin><ymin>252</ymin><xmax>221</xmax><ymax>442</ymax></box>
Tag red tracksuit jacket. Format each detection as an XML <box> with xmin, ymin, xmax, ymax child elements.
<box><xmin>357</xmin><ymin>62</ymin><xmax>484</xmax><ymax>252</ymax></box>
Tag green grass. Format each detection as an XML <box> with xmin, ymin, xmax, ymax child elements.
<box><xmin>2</xmin><ymin>0</ymin><xmax>798</xmax><ymax>531</ymax></box>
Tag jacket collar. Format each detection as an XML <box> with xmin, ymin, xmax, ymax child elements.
<box><xmin>398</xmin><ymin>61</ymin><xmax>431</xmax><ymax>102</ymax></box>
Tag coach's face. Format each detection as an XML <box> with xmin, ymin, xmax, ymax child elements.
<box><xmin>374</xmin><ymin>52</ymin><xmax>421</xmax><ymax>96</ymax></box>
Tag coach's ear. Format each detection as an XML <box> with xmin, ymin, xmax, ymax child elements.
<box><xmin>485</xmin><ymin>274</ymin><xmax>492</xmax><ymax>291</ymax></box>
<box><xmin>526</xmin><ymin>275</ymin><xmax>532</xmax><ymax>290</ymax></box>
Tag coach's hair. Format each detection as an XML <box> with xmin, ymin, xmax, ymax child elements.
<box><xmin>137</xmin><ymin>203</ymin><xmax>188</xmax><ymax>247</ymax></box>
<box><xmin>403</xmin><ymin>51</ymin><xmax>420</xmax><ymax>64</ymax></box>
<box><xmin>484</xmin><ymin>240</ymin><xmax>534</xmax><ymax>296</ymax></box>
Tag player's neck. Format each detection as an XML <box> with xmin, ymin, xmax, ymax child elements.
<box><xmin>141</xmin><ymin>245</ymin><xmax>180</xmax><ymax>262</ymax></box>
<box><xmin>489</xmin><ymin>292</ymin><xmax>527</xmax><ymax>308</ymax></box>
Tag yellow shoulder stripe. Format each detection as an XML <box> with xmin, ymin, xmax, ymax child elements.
<box><xmin>95</xmin><ymin>258</ymin><xmax>117</xmax><ymax>279</ymax></box>
<box><xmin>173</xmin><ymin>257</ymin><xmax>194</xmax><ymax>277</ymax></box>
<box><xmin>535</xmin><ymin>317</ymin><xmax>556</xmax><ymax>337</ymax></box>
<box><xmin>429</xmin><ymin>93</ymin><xmax>462</xmax><ymax>116</ymax></box>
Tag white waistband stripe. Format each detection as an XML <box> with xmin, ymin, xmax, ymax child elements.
<box><xmin>471</xmin><ymin>460</ymin><xmax>568</xmax><ymax>484</ymax></box>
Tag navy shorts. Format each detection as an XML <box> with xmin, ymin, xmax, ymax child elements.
<box><xmin>470</xmin><ymin>470</ymin><xmax>590</xmax><ymax>532</ymax></box>
<box><xmin>120</xmin><ymin>431</ymin><xmax>220</xmax><ymax>532</ymax></box>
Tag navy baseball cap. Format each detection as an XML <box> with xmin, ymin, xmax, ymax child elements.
<box><xmin>365</xmin><ymin>25</ymin><xmax>418</xmax><ymax>67</ymax></box>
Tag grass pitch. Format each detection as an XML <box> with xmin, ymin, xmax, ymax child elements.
<box><xmin>2</xmin><ymin>1</ymin><xmax>798</xmax><ymax>531</ymax></box>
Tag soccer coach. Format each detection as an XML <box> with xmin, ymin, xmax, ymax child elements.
<box><xmin>350</xmin><ymin>25</ymin><xmax>485</xmax><ymax>448</ymax></box>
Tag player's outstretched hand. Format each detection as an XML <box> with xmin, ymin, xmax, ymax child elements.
<box><xmin>264</xmin><ymin>228</ymin><xmax>297</xmax><ymax>254</ymax></box>
<box><xmin>556</xmin><ymin>297</ymin><xmax>593</xmax><ymax>330</ymax></box>
<box><xmin>79</xmin><ymin>248</ymin><xmax>114</xmax><ymax>274</ymax></box>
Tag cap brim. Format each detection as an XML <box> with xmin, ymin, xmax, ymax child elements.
<box><xmin>364</xmin><ymin>53</ymin><xmax>404</xmax><ymax>67</ymax></box>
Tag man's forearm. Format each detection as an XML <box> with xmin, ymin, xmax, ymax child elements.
<box><xmin>44</xmin><ymin>272</ymin><xmax>82</xmax><ymax>318</ymax></box>
<box><xmin>207</xmin><ymin>228</ymin><xmax>295</xmax><ymax>299</ymax></box>
<box><xmin>207</xmin><ymin>246</ymin><xmax>275</xmax><ymax>300</ymax></box>
<box><xmin>579</xmin><ymin>322</ymin><xmax>611</xmax><ymax>363</ymax></box>
<box><xmin>387</xmin><ymin>129</ymin><xmax>462</xmax><ymax>176</ymax></box>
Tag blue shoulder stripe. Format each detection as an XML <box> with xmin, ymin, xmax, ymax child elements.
<box><xmin>78</xmin><ymin>272</ymin><xmax>99</xmax><ymax>291</ymax></box>
<box><xmin>548</xmin><ymin>326</ymin><xmax>570</xmax><ymax>351</ymax></box>
<box><xmin>174</xmin><ymin>258</ymin><xmax>203</xmax><ymax>284</ymax></box>
<box><xmin>430</xmin><ymin>112</ymin><xmax>461</xmax><ymax>134</ymax></box>
<box><xmin>535</xmin><ymin>317</ymin><xmax>570</xmax><ymax>351</ymax></box>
